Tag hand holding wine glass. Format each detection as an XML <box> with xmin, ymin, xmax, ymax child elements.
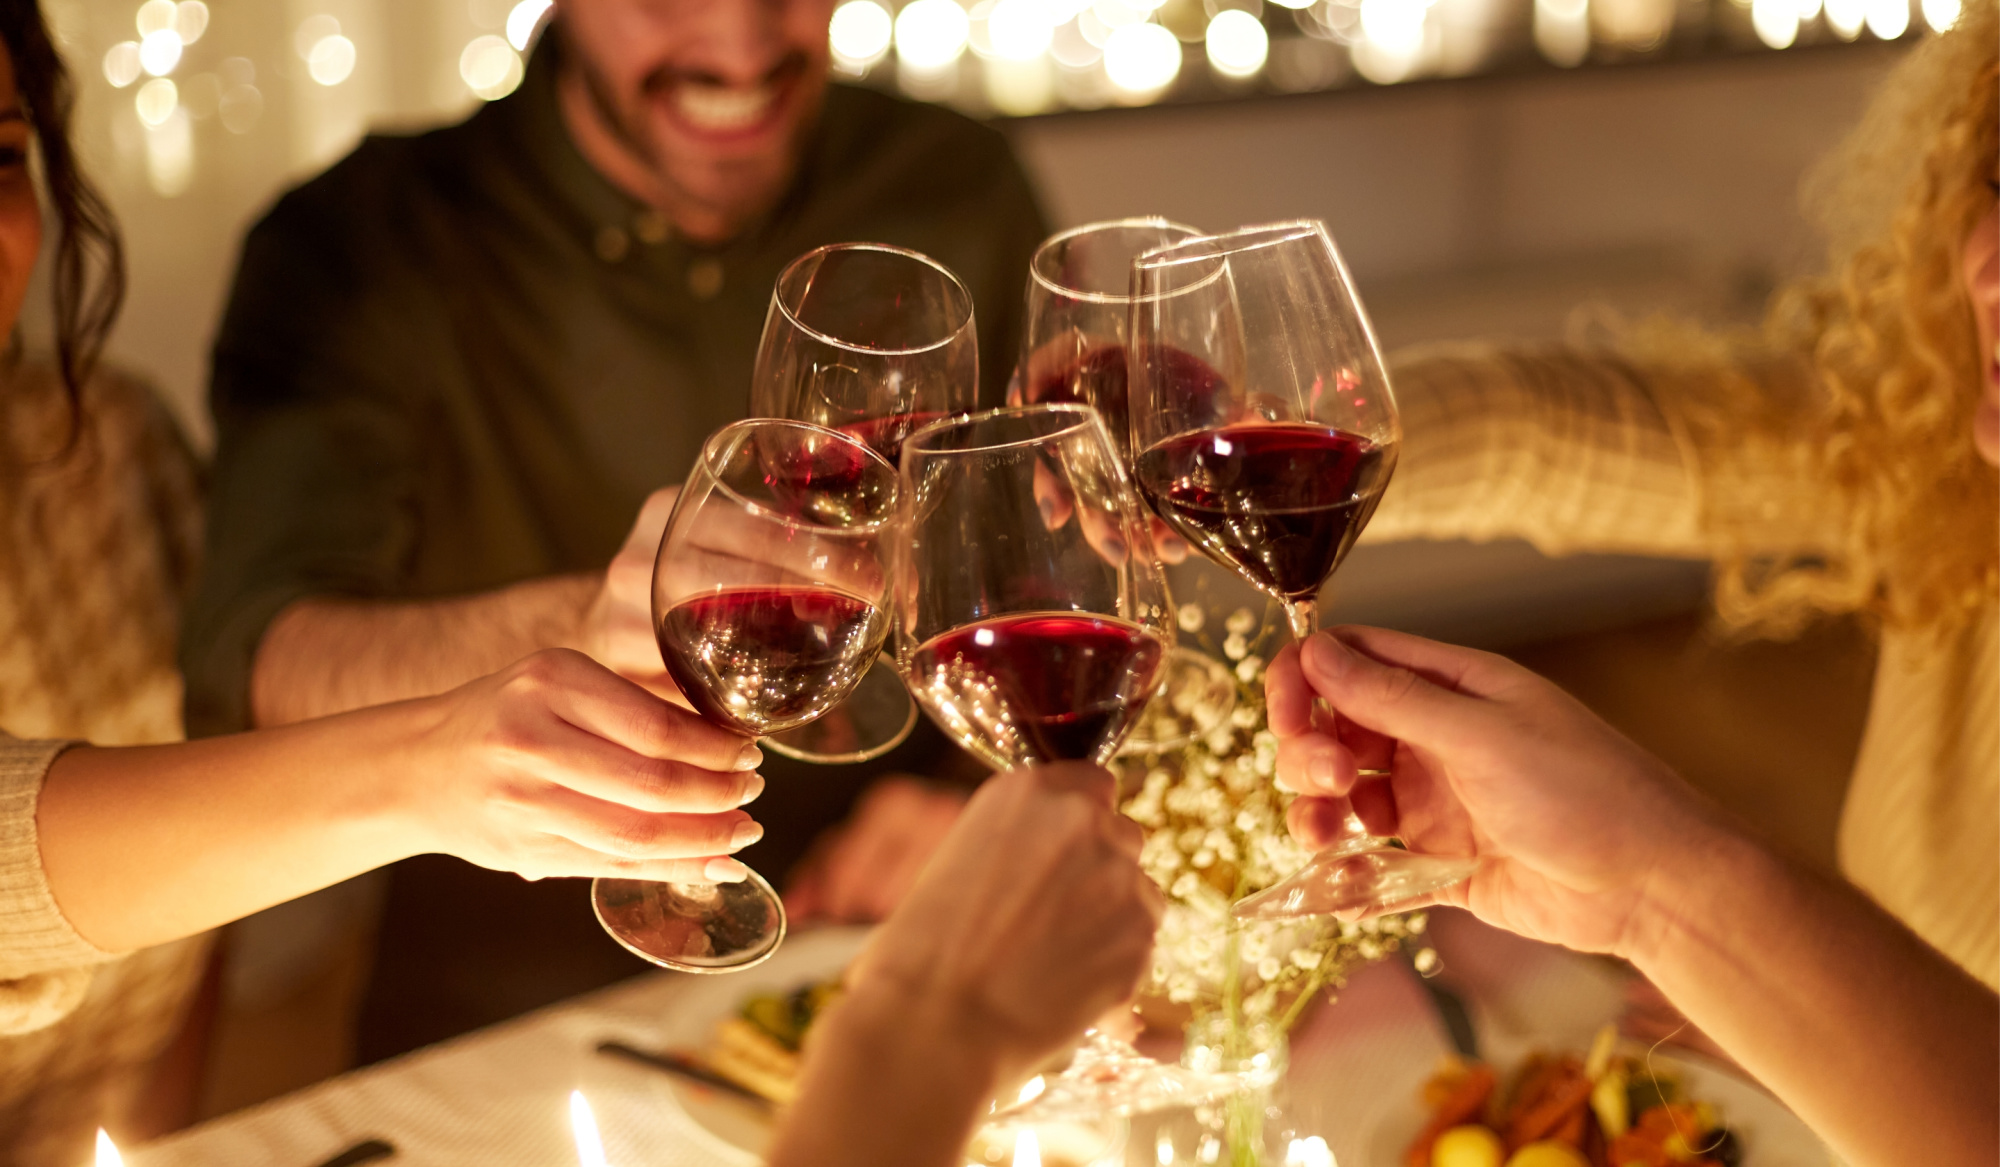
<box><xmin>1126</xmin><ymin>221</ymin><xmax>1479</xmax><ymax>920</ymax></box>
<box><xmin>592</xmin><ymin>419</ymin><xmax>898</xmax><ymax>972</ymax></box>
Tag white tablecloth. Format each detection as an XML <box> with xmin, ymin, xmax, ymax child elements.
<box><xmin>131</xmin><ymin>913</ymin><xmax>1820</xmax><ymax>1167</ymax></box>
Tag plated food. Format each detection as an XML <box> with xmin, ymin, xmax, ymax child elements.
<box><xmin>704</xmin><ymin>974</ymin><xmax>845</xmax><ymax>1106</ymax></box>
<box><xmin>1407</xmin><ymin>1027</ymin><xmax>1744</xmax><ymax>1167</ymax></box>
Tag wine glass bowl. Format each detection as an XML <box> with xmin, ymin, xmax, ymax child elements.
<box><xmin>894</xmin><ymin>404</ymin><xmax>1173</xmax><ymax>771</ymax></box>
<box><xmin>753</xmin><ymin>242</ymin><xmax>980</xmax><ymax>463</ymax></box>
<box><xmin>594</xmin><ymin>418</ymin><xmax>896</xmax><ymax>973</ymax></box>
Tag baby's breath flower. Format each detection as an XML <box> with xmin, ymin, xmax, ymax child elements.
<box><xmin>1223</xmin><ymin>633</ymin><xmax>1249</xmax><ymax>661</ymax></box>
<box><xmin>1225</xmin><ymin>607</ymin><xmax>1258</xmax><ymax>636</ymax></box>
<box><xmin>1177</xmin><ymin>603</ymin><xmax>1206</xmax><ymax>633</ymax></box>
<box><xmin>1257</xmin><ymin>956</ymin><xmax>1282</xmax><ymax>981</ymax></box>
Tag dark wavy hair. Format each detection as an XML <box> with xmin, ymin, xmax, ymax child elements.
<box><xmin>0</xmin><ymin>0</ymin><xmax>125</xmax><ymax>433</ymax></box>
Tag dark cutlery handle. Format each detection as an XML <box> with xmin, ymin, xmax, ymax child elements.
<box><xmin>313</xmin><ymin>1138</ymin><xmax>396</xmax><ymax>1167</ymax></box>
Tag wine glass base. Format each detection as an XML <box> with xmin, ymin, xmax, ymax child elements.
<box><xmin>1232</xmin><ymin>846</ymin><xmax>1481</xmax><ymax>922</ymax></box>
<box><xmin>592</xmin><ymin>870</ymin><xmax>787</xmax><ymax>973</ymax></box>
<box><xmin>762</xmin><ymin>654</ymin><xmax>918</xmax><ymax>765</ymax></box>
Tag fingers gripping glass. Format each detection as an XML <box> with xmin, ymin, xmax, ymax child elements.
<box><xmin>593</xmin><ymin>419</ymin><xmax>898</xmax><ymax>972</ymax></box>
<box><xmin>747</xmin><ymin>243</ymin><xmax>980</xmax><ymax>763</ymax></box>
<box><xmin>893</xmin><ymin>404</ymin><xmax>1174</xmax><ymax>772</ymax></box>
<box><xmin>1126</xmin><ymin>221</ymin><xmax>1480</xmax><ymax>921</ymax></box>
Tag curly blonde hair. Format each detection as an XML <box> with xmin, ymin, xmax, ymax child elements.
<box><xmin>1638</xmin><ymin>5</ymin><xmax>1998</xmax><ymax>641</ymax></box>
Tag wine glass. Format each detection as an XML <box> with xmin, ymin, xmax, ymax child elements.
<box><xmin>592</xmin><ymin>418</ymin><xmax>897</xmax><ymax>972</ymax></box>
<box><xmin>1126</xmin><ymin>220</ymin><xmax>1481</xmax><ymax>921</ymax></box>
<box><xmin>1013</xmin><ymin>218</ymin><xmax>1241</xmax><ymax>755</ymax></box>
<box><xmin>746</xmin><ymin>242</ymin><xmax>980</xmax><ymax>763</ymax></box>
<box><xmin>893</xmin><ymin>403</ymin><xmax>1172</xmax><ymax>771</ymax></box>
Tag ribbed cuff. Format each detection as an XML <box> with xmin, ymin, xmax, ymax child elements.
<box><xmin>0</xmin><ymin>738</ymin><xmax>119</xmax><ymax>978</ymax></box>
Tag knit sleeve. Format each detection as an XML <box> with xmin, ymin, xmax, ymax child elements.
<box><xmin>0</xmin><ymin>737</ymin><xmax>115</xmax><ymax>1034</ymax></box>
<box><xmin>1369</xmin><ymin>342</ymin><xmax>1842</xmax><ymax>559</ymax></box>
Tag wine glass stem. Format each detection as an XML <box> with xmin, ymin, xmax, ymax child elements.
<box><xmin>1286</xmin><ymin>596</ymin><xmax>1383</xmax><ymax>853</ymax></box>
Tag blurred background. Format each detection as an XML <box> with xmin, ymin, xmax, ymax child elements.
<box><xmin>37</xmin><ymin>0</ymin><xmax>1917</xmax><ymax>1126</ymax></box>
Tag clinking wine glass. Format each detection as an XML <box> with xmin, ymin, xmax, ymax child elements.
<box><xmin>592</xmin><ymin>419</ymin><xmax>897</xmax><ymax>972</ymax></box>
<box><xmin>1012</xmin><ymin>217</ymin><xmax>1240</xmax><ymax>754</ymax></box>
<box><xmin>1126</xmin><ymin>220</ymin><xmax>1481</xmax><ymax>921</ymax></box>
<box><xmin>746</xmin><ymin>242</ymin><xmax>980</xmax><ymax>763</ymax></box>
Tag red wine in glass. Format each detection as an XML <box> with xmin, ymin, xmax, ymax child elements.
<box><xmin>1134</xmin><ymin>422</ymin><xmax>1391</xmax><ymax>603</ymax></box>
<box><xmin>657</xmin><ymin>585</ymin><xmax>888</xmax><ymax>738</ymax></box>
<box><xmin>834</xmin><ymin>410</ymin><xmax>955</xmax><ymax>464</ymax></box>
<box><xmin>908</xmin><ymin>611</ymin><xmax>1166</xmax><ymax>768</ymax></box>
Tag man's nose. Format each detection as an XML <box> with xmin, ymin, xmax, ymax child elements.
<box><xmin>677</xmin><ymin>0</ymin><xmax>790</xmax><ymax>84</ymax></box>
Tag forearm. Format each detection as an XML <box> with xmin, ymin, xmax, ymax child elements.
<box><xmin>252</xmin><ymin>574</ymin><xmax>597</xmax><ymax>725</ymax></box>
<box><xmin>769</xmin><ymin>985</ymin><xmax>1005</xmax><ymax>1167</ymax></box>
<box><xmin>36</xmin><ymin>705</ymin><xmax>427</xmax><ymax>951</ymax></box>
<box><xmin>1631</xmin><ymin>829</ymin><xmax>1998</xmax><ymax>1166</ymax></box>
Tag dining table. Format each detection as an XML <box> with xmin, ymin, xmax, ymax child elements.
<box><xmin>127</xmin><ymin>910</ymin><xmax>1823</xmax><ymax>1167</ymax></box>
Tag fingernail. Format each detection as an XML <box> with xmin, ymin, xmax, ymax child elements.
<box><xmin>736</xmin><ymin>772</ymin><xmax>765</xmax><ymax>806</ymax></box>
<box><xmin>730</xmin><ymin>820</ymin><xmax>765</xmax><ymax>850</ymax></box>
<box><xmin>1305</xmin><ymin>634</ymin><xmax>1352</xmax><ymax>677</ymax></box>
<box><xmin>733</xmin><ymin>743</ymin><xmax>764</xmax><ymax>772</ymax></box>
<box><xmin>705</xmin><ymin>857</ymin><xmax>749</xmax><ymax>882</ymax></box>
<box><xmin>1038</xmin><ymin>495</ymin><xmax>1059</xmax><ymax>527</ymax></box>
<box><xmin>1310</xmin><ymin>751</ymin><xmax>1339</xmax><ymax>794</ymax></box>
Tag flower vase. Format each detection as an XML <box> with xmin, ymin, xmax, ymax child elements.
<box><xmin>1177</xmin><ymin>1014</ymin><xmax>1298</xmax><ymax>1167</ymax></box>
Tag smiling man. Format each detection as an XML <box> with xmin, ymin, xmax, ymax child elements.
<box><xmin>183</xmin><ymin>0</ymin><xmax>1044</xmax><ymax>1061</ymax></box>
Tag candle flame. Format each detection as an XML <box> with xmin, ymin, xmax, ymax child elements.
<box><xmin>1011</xmin><ymin>1128</ymin><xmax>1041</xmax><ymax>1167</ymax></box>
<box><xmin>569</xmin><ymin>1089</ymin><xmax>608</xmax><ymax>1167</ymax></box>
<box><xmin>95</xmin><ymin>1131</ymin><xmax>123</xmax><ymax>1167</ymax></box>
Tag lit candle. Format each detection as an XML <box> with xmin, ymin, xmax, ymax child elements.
<box><xmin>569</xmin><ymin>1089</ymin><xmax>609</xmax><ymax>1167</ymax></box>
<box><xmin>1011</xmin><ymin>1128</ymin><xmax>1041</xmax><ymax>1167</ymax></box>
<box><xmin>95</xmin><ymin>1131</ymin><xmax>122</xmax><ymax>1167</ymax></box>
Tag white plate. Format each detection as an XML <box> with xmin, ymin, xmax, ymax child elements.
<box><xmin>1367</xmin><ymin>1034</ymin><xmax>1829</xmax><ymax>1167</ymax></box>
<box><xmin>641</xmin><ymin>925</ymin><xmax>875</xmax><ymax>1164</ymax></box>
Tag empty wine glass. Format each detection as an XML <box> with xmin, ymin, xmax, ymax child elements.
<box><xmin>747</xmin><ymin>242</ymin><xmax>980</xmax><ymax>762</ymax></box>
<box><xmin>893</xmin><ymin>403</ymin><xmax>1172</xmax><ymax>771</ymax></box>
<box><xmin>593</xmin><ymin>419</ymin><xmax>897</xmax><ymax>972</ymax></box>
<box><xmin>1127</xmin><ymin>220</ymin><xmax>1480</xmax><ymax>921</ymax></box>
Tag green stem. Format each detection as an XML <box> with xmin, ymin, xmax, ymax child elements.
<box><xmin>1275</xmin><ymin>963</ymin><xmax>1333</xmax><ymax>1033</ymax></box>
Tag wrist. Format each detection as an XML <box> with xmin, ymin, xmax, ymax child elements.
<box><xmin>316</xmin><ymin>696</ymin><xmax>451</xmax><ymax>862</ymax></box>
<box><xmin>1621</xmin><ymin>816</ymin><xmax>1770</xmax><ymax>976</ymax></box>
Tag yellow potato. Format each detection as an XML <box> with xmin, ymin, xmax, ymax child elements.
<box><xmin>1431</xmin><ymin>1125</ymin><xmax>1505</xmax><ymax>1167</ymax></box>
<box><xmin>1502</xmin><ymin>1142</ymin><xmax>1591</xmax><ymax>1167</ymax></box>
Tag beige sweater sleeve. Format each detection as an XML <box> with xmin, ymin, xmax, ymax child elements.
<box><xmin>1369</xmin><ymin>342</ymin><xmax>1843</xmax><ymax>559</ymax></box>
<box><xmin>0</xmin><ymin>737</ymin><xmax>116</xmax><ymax>1034</ymax></box>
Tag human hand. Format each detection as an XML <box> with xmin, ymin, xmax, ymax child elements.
<box><xmin>844</xmin><ymin>764</ymin><xmax>1162</xmax><ymax>1083</ymax></box>
<box><xmin>582</xmin><ymin>486</ymin><xmax>684</xmax><ymax>702</ymax></box>
<box><xmin>1266</xmin><ymin>626</ymin><xmax>1737</xmax><ymax>960</ymax></box>
<box><xmin>784</xmin><ymin>776</ymin><xmax>969</xmax><ymax>924</ymax></box>
<box><xmin>401</xmin><ymin>647</ymin><xmax>767</xmax><ymax>882</ymax></box>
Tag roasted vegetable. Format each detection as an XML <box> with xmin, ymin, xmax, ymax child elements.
<box><xmin>1407</xmin><ymin>1062</ymin><xmax>1500</xmax><ymax>1167</ymax></box>
<box><xmin>1431</xmin><ymin>1124</ymin><xmax>1506</xmax><ymax>1167</ymax></box>
<box><xmin>1503</xmin><ymin>1142</ymin><xmax>1590</xmax><ymax>1167</ymax></box>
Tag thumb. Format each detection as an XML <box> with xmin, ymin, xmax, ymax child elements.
<box><xmin>624</xmin><ymin>487</ymin><xmax>681</xmax><ymax>556</ymax></box>
<box><xmin>1298</xmin><ymin>632</ymin><xmax>1486</xmax><ymax>753</ymax></box>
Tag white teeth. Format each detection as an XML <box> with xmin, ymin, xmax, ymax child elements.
<box><xmin>675</xmin><ymin>83</ymin><xmax>775</xmax><ymax>131</ymax></box>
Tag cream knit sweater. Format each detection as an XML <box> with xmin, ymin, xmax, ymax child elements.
<box><xmin>1375</xmin><ymin>343</ymin><xmax>1999</xmax><ymax>989</ymax></box>
<box><xmin>0</xmin><ymin>363</ymin><xmax>209</xmax><ymax>1164</ymax></box>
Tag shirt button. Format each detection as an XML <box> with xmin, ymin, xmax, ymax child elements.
<box><xmin>595</xmin><ymin>225</ymin><xmax>630</xmax><ymax>263</ymax></box>
<box><xmin>634</xmin><ymin>210</ymin><xmax>670</xmax><ymax>245</ymax></box>
<box><xmin>688</xmin><ymin>258</ymin><xmax>724</xmax><ymax>300</ymax></box>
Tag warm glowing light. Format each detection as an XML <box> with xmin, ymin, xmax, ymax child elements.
<box><xmin>830</xmin><ymin>1</ymin><xmax>894</xmax><ymax>67</ymax></box>
<box><xmin>145</xmin><ymin>105</ymin><xmax>193</xmax><ymax>196</ymax></box>
<box><xmin>461</xmin><ymin>35</ymin><xmax>525</xmax><ymax>99</ymax></box>
<box><xmin>569</xmin><ymin>1090</ymin><xmax>608</xmax><ymax>1167</ymax></box>
<box><xmin>988</xmin><ymin>0</ymin><xmax>1058</xmax><ymax>60</ymax></box>
<box><xmin>139</xmin><ymin>29</ymin><xmax>182</xmax><ymax>76</ymax></box>
<box><xmin>135</xmin><ymin>0</ymin><xmax>177</xmax><ymax>36</ymax></box>
<box><xmin>1752</xmin><ymin>0</ymin><xmax>1799</xmax><ymax>46</ymax></box>
<box><xmin>1011</xmin><ymin>1129</ymin><xmax>1041</xmax><ymax>1167</ymax></box>
<box><xmin>96</xmin><ymin>1130</ymin><xmax>124</xmax><ymax>1167</ymax></box>
<box><xmin>1103</xmin><ymin>21</ymin><xmax>1181</xmax><ymax>93</ymax></box>
<box><xmin>1092</xmin><ymin>0</ymin><xmax>1148</xmax><ymax>30</ymax></box>
<box><xmin>1921</xmin><ymin>0</ymin><xmax>1960</xmax><ymax>27</ymax></box>
<box><xmin>175</xmin><ymin>1</ymin><xmax>210</xmax><ymax>44</ymax></box>
<box><xmin>507</xmin><ymin>0</ymin><xmax>553</xmax><ymax>50</ymax></box>
<box><xmin>1284</xmin><ymin>1136</ymin><xmax>1335</xmax><ymax>1167</ymax></box>
<box><xmin>103</xmin><ymin>42</ymin><xmax>142</xmax><ymax>88</ymax></box>
<box><xmin>1534</xmin><ymin>0</ymin><xmax>1590</xmax><ymax>65</ymax></box>
<box><xmin>1016</xmin><ymin>1074</ymin><xmax>1047</xmax><ymax>1103</ymax></box>
<box><xmin>135</xmin><ymin>77</ymin><xmax>177</xmax><ymax>125</ymax></box>
<box><xmin>1862</xmin><ymin>0</ymin><xmax>1909</xmax><ymax>34</ymax></box>
<box><xmin>1361</xmin><ymin>0</ymin><xmax>1430</xmax><ymax>59</ymax></box>
<box><xmin>219</xmin><ymin>83</ymin><xmax>262</xmax><ymax>134</ymax></box>
<box><xmin>1824</xmin><ymin>0</ymin><xmax>1865</xmax><ymax>34</ymax></box>
<box><xmin>1156</xmin><ymin>1133</ymin><xmax>1175</xmax><ymax>1166</ymax></box>
<box><xmin>1794</xmin><ymin>0</ymin><xmax>1823</xmax><ymax>20</ymax></box>
<box><xmin>294</xmin><ymin>14</ymin><xmax>340</xmax><ymax>59</ymax></box>
<box><xmin>308</xmin><ymin>35</ymin><xmax>356</xmax><ymax>85</ymax></box>
<box><xmin>895</xmin><ymin>0</ymin><xmax>971</xmax><ymax>69</ymax></box>
<box><xmin>984</xmin><ymin>56</ymin><xmax>1055</xmax><ymax>114</ymax></box>
<box><xmin>1205</xmin><ymin>9</ymin><xmax>1269</xmax><ymax>77</ymax></box>
<box><xmin>1269</xmin><ymin>0</ymin><xmax>1317</xmax><ymax>8</ymax></box>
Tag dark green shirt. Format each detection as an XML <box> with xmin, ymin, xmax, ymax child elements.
<box><xmin>183</xmin><ymin>40</ymin><xmax>1046</xmax><ymax>737</ymax></box>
